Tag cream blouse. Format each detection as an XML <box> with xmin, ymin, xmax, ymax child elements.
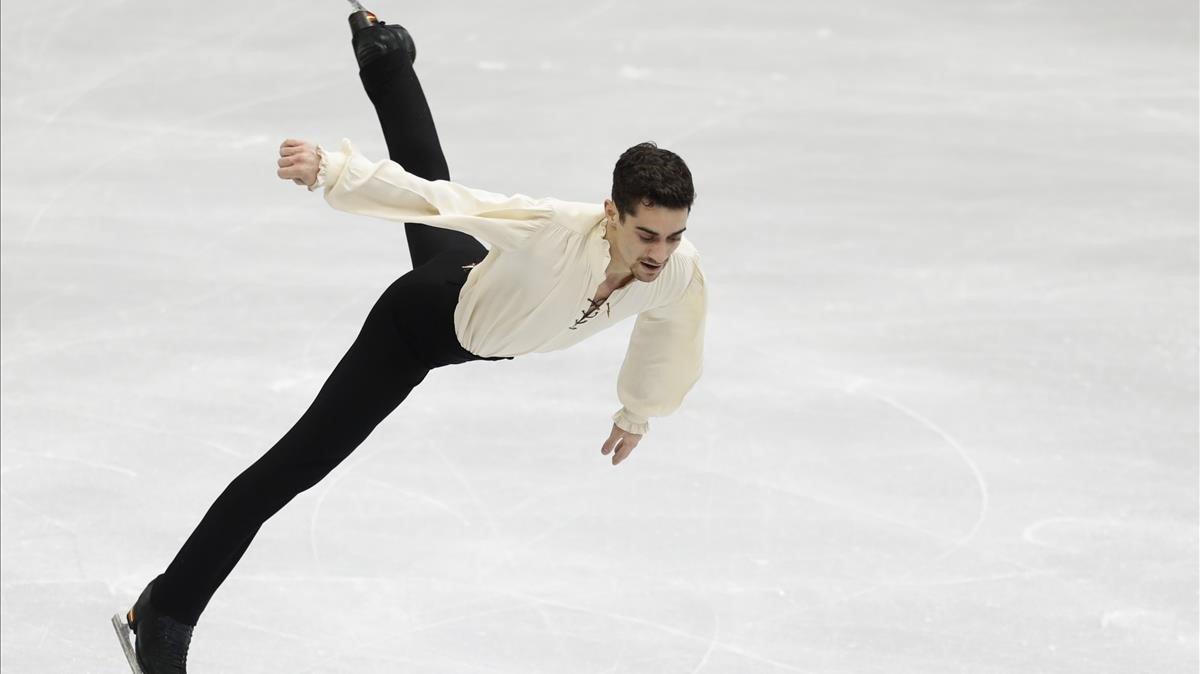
<box><xmin>310</xmin><ymin>139</ymin><xmax>706</xmax><ymax>436</ymax></box>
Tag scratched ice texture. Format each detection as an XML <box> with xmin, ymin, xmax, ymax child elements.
<box><xmin>1</xmin><ymin>1</ymin><xmax>1196</xmax><ymax>672</ymax></box>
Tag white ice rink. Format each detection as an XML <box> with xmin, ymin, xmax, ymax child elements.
<box><xmin>2</xmin><ymin>1</ymin><xmax>1197</xmax><ymax>672</ymax></box>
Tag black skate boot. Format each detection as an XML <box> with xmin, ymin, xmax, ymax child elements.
<box><xmin>348</xmin><ymin>2</ymin><xmax>417</xmax><ymax>69</ymax></box>
<box><xmin>111</xmin><ymin>578</ymin><xmax>193</xmax><ymax>673</ymax></box>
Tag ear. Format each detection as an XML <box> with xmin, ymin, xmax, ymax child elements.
<box><xmin>603</xmin><ymin>198</ymin><xmax>617</xmax><ymax>220</ymax></box>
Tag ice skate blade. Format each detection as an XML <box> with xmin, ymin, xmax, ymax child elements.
<box><xmin>111</xmin><ymin>613</ymin><xmax>144</xmax><ymax>673</ymax></box>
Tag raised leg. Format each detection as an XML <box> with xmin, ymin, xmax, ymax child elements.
<box><xmin>358</xmin><ymin>48</ymin><xmax>486</xmax><ymax>268</ymax></box>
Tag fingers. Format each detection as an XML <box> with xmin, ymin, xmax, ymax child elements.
<box><xmin>277</xmin><ymin>165</ymin><xmax>303</xmax><ymax>181</ymax></box>
<box><xmin>277</xmin><ymin>164</ymin><xmax>314</xmax><ymax>185</ymax></box>
<box><xmin>278</xmin><ymin>140</ymin><xmax>310</xmax><ymax>167</ymax></box>
<box><xmin>276</xmin><ymin>147</ymin><xmax>314</xmax><ymax>183</ymax></box>
<box><xmin>277</xmin><ymin>139</ymin><xmax>318</xmax><ymax>185</ymax></box>
<box><xmin>600</xmin><ymin>424</ymin><xmax>622</xmax><ymax>456</ymax></box>
<box><xmin>601</xmin><ymin>423</ymin><xmax>640</xmax><ymax>466</ymax></box>
<box><xmin>612</xmin><ymin>437</ymin><xmax>637</xmax><ymax>465</ymax></box>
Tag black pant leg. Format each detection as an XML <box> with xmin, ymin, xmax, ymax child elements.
<box><xmin>151</xmin><ymin>274</ymin><xmax>433</xmax><ymax>625</ymax></box>
<box><xmin>358</xmin><ymin>49</ymin><xmax>486</xmax><ymax>267</ymax></box>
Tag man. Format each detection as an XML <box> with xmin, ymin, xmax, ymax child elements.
<box><xmin>113</xmin><ymin>6</ymin><xmax>706</xmax><ymax>673</ymax></box>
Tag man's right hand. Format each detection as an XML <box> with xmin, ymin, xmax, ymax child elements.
<box><xmin>277</xmin><ymin>138</ymin><xmax>319</xmax><ymax>188</ymax></box>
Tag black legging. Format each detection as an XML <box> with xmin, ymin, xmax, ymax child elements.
<box><xmin>149</xmin><ymin>48</ymin><xmax>510</xmax><ymax>626</ymax></box>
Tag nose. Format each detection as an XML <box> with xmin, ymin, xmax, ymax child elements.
<box><xmin>647</xmin><ymin>242</ymin><xmax>669</xmax><ymax>264</ymax></box>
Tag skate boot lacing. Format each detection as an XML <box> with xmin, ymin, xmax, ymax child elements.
<box><xmin>136</xmin><ymin>611</ymin><xmax>194</xmax><ymax>673</ymax></box>
<box><xmin>155</xmin><ymin>617</ymin><xmax>193</xmax><ymax>667</ymax></box>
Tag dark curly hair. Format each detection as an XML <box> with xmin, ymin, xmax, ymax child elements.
<box><xmin>611</xmin><ymin>142</ymin><xmax>695</xmax><ymax>221</ymax></box>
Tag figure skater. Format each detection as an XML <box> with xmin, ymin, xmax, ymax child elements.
<box><xmin>113</xmin><ymin>6</ymin><xmax>706</xmax><ymax>672</ymax></box>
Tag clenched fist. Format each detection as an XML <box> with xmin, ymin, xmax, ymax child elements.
<box><xmin>277</xmin><ymin>138</ymin><xmax>319</xmax><ymax>187</ymax></box>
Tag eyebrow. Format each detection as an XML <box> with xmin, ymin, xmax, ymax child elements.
<box><xmin>635</xmin><ymin>226</ymin><xmax>687</xmax><ymax>237</ymax></box>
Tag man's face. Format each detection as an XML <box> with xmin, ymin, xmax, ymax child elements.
<box><xmin>603</xmin><ymin>198</ymin><xmax>689</xmax><ymax>283</ymax></box>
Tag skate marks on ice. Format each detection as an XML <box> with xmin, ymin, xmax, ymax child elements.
<box><xmin>759</xmin><ymin>366</ymin><xmax>1029</xmax><ymax>617</ymax></box>
<box><xmin>304</xmin><ymin>434</ymin><xmax>506</xmax><ymax>578</ymax></box>
<box><xmin>15</xmin><ymin>73</ymin><xmax>342</xmax><ymax>245</ymax></box>
<box><xmin>818</xmin><ymin>367</ymin><xmax>990</xmax><ymax>556</ymax></box>
<box><xmin>257</xmin><ymin>575</ymin><xmax>799</xmax><ymax>674</ymax></box>
<box><xmin>1021</xmin><ymin>516</ymin><xmax>1121</xmax><ymax>555</ymax></box>
<box><xmin>489</xmin><ymin>586</ymin><xmax>800</xmax><ymax>674</ymax></box>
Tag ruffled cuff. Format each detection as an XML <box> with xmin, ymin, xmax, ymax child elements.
<box><xmin>307</xmin><ymin>138</ymin><xmax>353</xmax><ymax>192</ymax></box>
<box><xmin>612</xmin><ymin>407</ymin><xmax>650</xmax><ymax>436</ymax></box>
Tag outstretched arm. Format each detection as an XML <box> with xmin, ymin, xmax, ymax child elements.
<box><xmin>276</xmin><ymin>137</ymin><xmax>553</xmax><ymax>251</ymax></box>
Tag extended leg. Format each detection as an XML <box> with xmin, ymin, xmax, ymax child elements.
<box><xmin>149</xmin><ymin>274</ymin><xmax>431</xmax><ymax>625</ymax></box>
<box><xmin>358</xmin><ymin>44</ymin><xmax>485</xmax><ymax>267</ymax></box>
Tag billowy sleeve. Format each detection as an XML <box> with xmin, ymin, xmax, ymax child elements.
<box><xmin>611</xmin><ymin>259</ymin><xmax>707</xmax><ymax>436</ymax></box>
<box><xmin>309</xmin><ymin>138</ymin><xmax>552</xmax><ymax>251</ymax></box>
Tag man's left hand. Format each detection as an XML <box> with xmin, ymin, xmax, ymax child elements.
<box><xmin>601</xmin><ymin>423</ymin><xmax>642</xmax><ymax>466</ymax></box>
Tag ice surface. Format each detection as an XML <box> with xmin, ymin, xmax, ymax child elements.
<box><xmin>2</xmin><ymin>1</ymin><xmax>1196</xmax><ymax>672</ymax></box>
